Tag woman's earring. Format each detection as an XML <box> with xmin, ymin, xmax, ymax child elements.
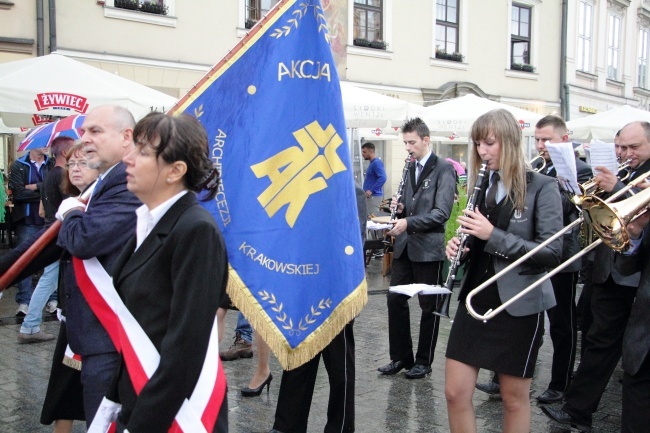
<box><xmin>166</xmin><ymin>178</ymin><xmax>172</xmax><ymax>184</ymax></box>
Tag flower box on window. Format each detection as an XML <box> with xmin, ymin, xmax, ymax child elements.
<box><xmin>511</xmin><ymin>63</ymin><xmax>535</xmax><ymax>73</ymax></box>
<box><xmin>115</xmin><ymin>0</ymin><xmax>139</xmax><ymax>11</ymax></box>
<box><xmin>245</xmin><ymin>19</ymin><xmax>257</xmax><ymax>29</ymax></box>
<box><xmin>353</xmin><ymin>38</ymin><xmax>371</xmax><ymax>47</ymax></box>
<box><xmin>369</xmin><ymin>40</ymin><xmax>387</xmax><ymax>50</ymax></box>
<box><xmin>140</xmin><ymin>1</ymin><xmax>168</xmax><ymax>15</ymax></box>
<box><xmin>435</xmin><ymin>50</ymin><xmax>464</xmax><ymax>62</ymax></box>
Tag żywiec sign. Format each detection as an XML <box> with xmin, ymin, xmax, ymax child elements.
<box><xmin>34</xmin><ymin>92</ymin><xmax>89</xmax><ymax>113</ymax></box>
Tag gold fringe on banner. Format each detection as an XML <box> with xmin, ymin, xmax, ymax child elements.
<box><xmin>226</xmin><ymin>265</ymin><xmax>368</xmax><ymax>371</ymax></box>
<box><xmin>62</xmin><ymin>355</ymin><xmax>82</xmax><ymax>371</ymax></box>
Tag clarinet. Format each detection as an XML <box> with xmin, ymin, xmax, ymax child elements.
<box><xmin>434</xmin><ymin>161</ymin><xmax>488</xmax><ymax>318</ymax></box>
<box><xmin>382</xmin><ymin>155</ymin><xmax>414</xmax><ymax>246</ymax></box>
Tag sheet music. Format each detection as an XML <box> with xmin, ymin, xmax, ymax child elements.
<box><xmin>388</xmin><ymin>284</ymin><xmax>451</xmax><ymax>297</ymax></box>
<box><xmin>367</xmin><ymin>221</ymin><xmax>392</xmax><ymax>231</ymax></box>
<box><xmin>545</xmin><ymin>141</ymin><xmax>581</xmax><ymax>195</ymax></box>
<box><xmin>586</xmin><ymin>140</ymin><xmax>618</xmax><ymax>176</ymax></box>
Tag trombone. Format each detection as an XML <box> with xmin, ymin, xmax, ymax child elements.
<box><xmin>465</xmin><ymin>170</ymin><xmax>650</xmax><ymax>322</ymax></box>
<box><xmin>529</xmin><ymin>151</ymin><xmax>547</xmax><ymax>173</ymax></box>
<box><xmin>572</xmin><ymin>158</ymin><xmax>632</xmax><ymax>206</ymax></box>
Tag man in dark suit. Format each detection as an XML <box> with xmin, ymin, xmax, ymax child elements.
<box><xmin>530</xmin><ymin>115</ymin><xmax>592</xmax><ymax>403</ymax></box>
<box><xmin>377</xmin><ymin>117</ymin><xmax>456</xmax><ymax>379</ymax></box>
<box><xmin>56</xmin><ymin>105</ymin><xmax>141</xmax><ymax>426</ymax></box>
<box><xmin>543</xmin><ymin>121</ymin><xmax>650</xmax><ymax>432</ymax></box>
<box><xmin>617</xmin><ymin>211</ymin><xmax>650</xmax><ymax>433</ymax></box>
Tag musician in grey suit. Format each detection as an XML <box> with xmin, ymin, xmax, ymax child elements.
<box><xmin>445</xmin><ymin>109</ymin><xmax>563</xmax><ymax>432</ymax></box>
<box><xmin>377</xmin><ymin>117</ymin><xmax>456</xmax><ymax>379</ymax></box>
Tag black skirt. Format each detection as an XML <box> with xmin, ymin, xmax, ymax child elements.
<box><xmin>40</xmin><ymin>322</ymin><xmax>85</xmax><ymax>425</ymax></box>
<box><xmin>446</xmin><ymin>286</ymin><xmax>544</xmax><ymax>378</ymax></box>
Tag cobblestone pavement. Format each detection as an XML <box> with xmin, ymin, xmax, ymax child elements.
<box><xmin>0</xmin><ymin>258</ymin><xmax>623</xmax><ymax>432</ymax></box>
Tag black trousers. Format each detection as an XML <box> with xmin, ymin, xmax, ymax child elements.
<box><xmin>577</xmin><ymin>260</ymin><xmax>595</xmax><ymax>357</ymax></box>
<box><xmin>563</xmin><ymin>276</ymin><xmax>637</xmax><ymax>425</ymax></box>
<box><xmin>387</xmin><ymin>256</ymin><xmax>443</xmax><ymax>366</ymax></box>
<box><xmin>273</xmin><ymin>321</ymin><xmax>355</xmax><ymax>433</ymax></box>
<box><xmin>547</xmin><ymin>271</ymin><xmax>578</xmax><ymax>391</ymax></box>
<box><xmin>622</xmin><ymin>355</ymin><xmax>650</xmax><ymax>433</ymax></box>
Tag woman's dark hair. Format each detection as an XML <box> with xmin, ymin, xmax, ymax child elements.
<box><xmin>133</xmin><ymin>112</ymin><xmax>219</xmax><ymax>200</ymax></box>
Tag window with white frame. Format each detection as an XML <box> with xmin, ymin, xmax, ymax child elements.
<box><xmin>435</xmin><ymin>0</ymin><xmax>459</xmax><ymax>55</ymax></box>
<box><xmin>639</xmin><ymin>28</ymin><xmax>649</xmax><ymax>88</ymax></box>
<box><xmin>607</xmin><ymin>14</ymin><xmax>621</xmax><ymax>80</ymax></box>
<box><xmin>511</xmin><ymin>4</ymin><xmax>531</xmax><ymax>68</ymax></box>
<box><xmin>245</xmin><ymin>0</ymin><xmax>279</xmax><ymax>28</ymax></box>
<box><xmin>353</xmin><ymin>0</ymin><xmax>383</xmax><ymax>42</ymax></box>
<box><xmin>577</xmin><ymin>1</ymin><xmax>593</xmax><ymax>72</ymax></box>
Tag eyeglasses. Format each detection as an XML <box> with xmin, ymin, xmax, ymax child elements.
<box><xmin>66</xmin><ymin>161</ymin><xmax>89</xmax><ymax>169</ymax></box>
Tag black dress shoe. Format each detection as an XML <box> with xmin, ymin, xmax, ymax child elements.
<box><xmin>377</xmin><ymin>360</ymin><xmax>413</xmax><ymax>375</ymax></box>
<box><xmin>404</xmin><ymin>364</ymin><xmax>432</xmax><ymax>379</ymax></box>
<box><xmin>541</xmin><ymin>405</ymin><xmax>591</xmax><ymax>432</ymax></box>
<box><xmin>475</xmin><ymin>381</ymin><xmax>500</xmax><ymax>395</ymax></box>
<box><xmin>536</xmin><ymin>388</ymin><xmax>564</xmax><ymax>403</ymax></box>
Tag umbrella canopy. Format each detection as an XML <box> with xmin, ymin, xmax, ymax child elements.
<box><xmin>18</xmin><ymin>114</ymin><xmax>85</xmax><ymax>151</ymax></box>
<box><xmin>566</xmin><ymin>105</ymin><xmax>650</xmax><ymax>141</ymax></box>
<box><xmin>341</xmin><ymin>82</ymin><xmax>413</xmax><ymax>128</ymax></box>
<box><xmin>0</xmin><ymin>53</ymin><xmax>177</xmax><ymax>127</ymax></box>
<box><xmin>421</xmin><ymin>94</ymin><xmax>543</xmax><ymax>136</ymax></box>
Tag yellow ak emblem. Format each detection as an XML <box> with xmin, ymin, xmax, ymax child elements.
<box><xmin>251</xmin><ymin>121</ymin><xmax>346</xmax><ymax>227</ymax></box>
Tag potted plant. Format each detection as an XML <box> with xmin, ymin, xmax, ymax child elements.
<box><xmin>353</xmin><ymin>38</ymin><xmax>371</xmax><ymax>47</ymax></box>
<box><xmin>245</xmin><ymin>19</ymin><xmax>257</xmax><ymax>29</ymax></box>
<box><xmin>115</xmin><ymin>0</ymin><xmax>139</xmax><ymax>11</ymax></box>
<box><xmin>140</xmin><ymin>1</ymin><xmax>168</xmax><ymax>15</ymax></box>
<box><xmin>369</xmin><ymin>40</ymin><xmax>387</xmax><ymax>50</ymax></box>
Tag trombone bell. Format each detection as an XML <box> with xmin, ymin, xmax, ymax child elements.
<box><xmin>581</xmin><ymin>186</ymin><xmax>650</xmax><ymax>252</ymax></box>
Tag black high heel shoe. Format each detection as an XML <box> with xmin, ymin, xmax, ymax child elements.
<box><xmin>241</xmin><ymin>373</ymin><xmax>273</xmax><ymax>397</ymax></box>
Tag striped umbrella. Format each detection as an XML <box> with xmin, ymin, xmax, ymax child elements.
<box><xmin>18</xmin><ymin>114</ymin><xmax>85</xmax><ymax>151</ymax></box>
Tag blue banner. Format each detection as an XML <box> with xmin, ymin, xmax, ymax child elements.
<box><xmin>172</xmin><ymin>0</ymin><xmax>367</xmax><ymax>369</ymax></box>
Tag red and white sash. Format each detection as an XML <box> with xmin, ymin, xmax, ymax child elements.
<box><xmin>76</xmin><ymin>257</ymin><xmax>226</xmax><ymax>433</ymax></box>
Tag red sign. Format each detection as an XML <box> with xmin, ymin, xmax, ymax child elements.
<box><xmin>518</xmin><ymin>119</ymin><xmax>530</xmax><ymax>130</ymax></box>
<box><xmin>31</xmin><ymin>114</ymin><xmax>55</xmax><ymax>126</ymax></box>
<box><xmin>34</xmin><ymin>92</ymin><xmax>89</xmax><ymax>113</ymax></box>
<box><xmin>371</xmin><ymin>128</ymin><xmax>382</xmax><ymax>136</ymax></box>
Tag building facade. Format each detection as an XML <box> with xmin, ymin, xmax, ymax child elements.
<box><xmin>2</xmin><ymin>0</ymin><xmax>647</xmax><ymax>193</ymax></box>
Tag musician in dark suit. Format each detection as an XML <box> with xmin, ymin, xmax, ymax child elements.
<box><xmin>445</xmin><ymin>109</ymin><xmax>563</xmax><ymax>432</ymax></box>
<box><xmin>530</xmin><ymin>115</ymin><xmax>593</xmax><ymax>403</ymax></box>
<box><xmin>100</xmin><ymin>113</ymin><xmax>228</xmax><ymax>433</ymax></box>
<box><xmin>377</xmin><ymin>117</ymin><xmax>456</xmax><ymax>379</ymax></box>
<box><xmin>617</xmin><ymin>211</ymin><xmax>650</xmax><ymax>433</ymax></box>
<box><xmin>56</xmin><ymin>105</ymin><xmax>141</xmax><ymax>426</ymax></box>
<box><xmin>542</xmin><ymin>121</ymin><xmax>650</xmax><ymax>432</ymax></box>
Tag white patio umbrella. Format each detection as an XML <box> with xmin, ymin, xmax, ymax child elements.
<box><xmin>340</xmin><ymin>82</ymin><xmax>412</xmax><ymax>128</ymax></box>
<box><xmin>566</xmin><ymin>105</ymin><xmax>650</xmax><ymax>141</ymax></box>
<box><xmin>421</xmin><ymin>94</ymin><xmax>543</xmax><ymax>136</ymax></box>
<box><xmin>0</xmin><ymin>53</ymin><xmax>177</xmax><ymax>127</ymax></box>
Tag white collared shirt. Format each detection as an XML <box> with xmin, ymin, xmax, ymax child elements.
<box><xmin>134</xmin><ymin>190</ymin><xmax>188</xmax><ymax>251</ymax></box>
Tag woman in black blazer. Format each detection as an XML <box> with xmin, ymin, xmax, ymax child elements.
<box><xmin>107</xmin><ymin>113</ymin><xmax>228</xmax><ymax>433</ymax></box>
<box><xmin>444</xmin><ymin>109</ymin><xmax>563</xmax><ymax>432</ymax></box>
